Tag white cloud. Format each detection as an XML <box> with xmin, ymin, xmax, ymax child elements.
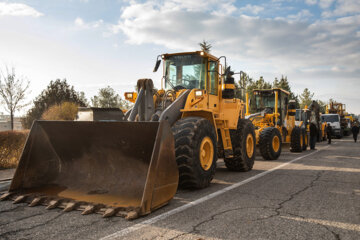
<box><xmin>113</xmin><ymin>1</ymin><xmax>360</xmax><ymax>80</ymax></box>
<box><xmin>322</xmin><ymin>0</ymin><xmax>360</xmax><ymax>17</ymax></box>
<box><xmin>74</xmin><ymin>17</ymin><xmax>104</xmax><ymax>29</ymax></box>
<box><xmin>319</xmin><ymin>0</ymin><xmax>334</xmax><ymax>9</ymax></box>
<box><xmin>305</xmin><ymin>0</ymin><xmax>317</xmax><ymax>5</ymax></box>
<box><xmin>239</xmin><ymin>4</ymin><xmax>265</xmax><ymax>15</ymax></box>
<box><xmin>287</xmin><ymin>9</ymin><xmax>313</xmax><ymax>21</ymax></box>
<box><xmin>0</xmin><ymin>2</ymin><xmax>43</xmax><ymax>17</ymax></box>
<box><xmin>163</xmin><ymin>0</ymin><xmax>236</xmax><ymax>13</ymax></box>
<box><xmin>74</xmin><ymin>17</ymin><xmax>85</xmax><ymax>27</ymax></box>
<box><xmin>305</xmin><ymin>0</ymin><xmax>334</xmax><ymax>8</ymax></box>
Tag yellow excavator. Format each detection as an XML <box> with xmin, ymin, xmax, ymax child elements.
<box><xmin>246</xmin><ymin>88</ymin><xmax>308</xmax><ymax>160</ymax></box>
<box><xmin>1</xmin><ymin>51</ymin><xmax>256</xmax><ymax>219</ymax></box>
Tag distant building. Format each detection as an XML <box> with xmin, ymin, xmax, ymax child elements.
<box><xmin>0</xmin><ymin>113</ymin><xmax>24</xmax><ymax>131</ymax></box>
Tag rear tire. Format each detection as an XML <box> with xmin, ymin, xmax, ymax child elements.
<box><xmin>224</xmin><ymin>119</ymin><xmax>256</xmax><ymax>171</ymax></box>
<box><xmin>172</xmin><ymin>117</ymin><xmax>217</xmax><ymax>189</ymax></box>
<box><xmin>259</xmin><ymin>127</ymin><xmax>282</xmax><ymax>160</ymax></box>
<box><xmin>290</xmin><ymin>127</ymin><xmax>303</xmax><ymax>152</ymax></box>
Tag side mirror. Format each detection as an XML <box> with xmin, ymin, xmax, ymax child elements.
<box><xmin>153</xmin><ymin>59</ymin><xmax>161</xmax><ymax>72</ymax></box>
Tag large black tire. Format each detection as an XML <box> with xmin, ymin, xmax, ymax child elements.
<box><xmin>224</xmin><ymin>119</ymin><xmax>256</xmax><ymax>171</ymax></box>
<box><xmin>290</xmin><ymin>126</ymin><xmax>303</xmax><ymax>152</ymax></box>
<box><xmin>302</xmin><ymin>128</ymin><xmax>308</xmax><ymax>151</ymax></box>
<box><xmin>259</xmin><ymin>127</ymin><xmax>282</xmax><ymax>160</ymax></box>
<box><xmin>172</xmin><ymin>117</ymin><xmax>217</xmax><ymax>189</ymax></box>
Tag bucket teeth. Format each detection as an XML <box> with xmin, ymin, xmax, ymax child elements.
<box><xmin>103</xmin><ymin>208</ymin><xmax>116</xmax><ymax>218</ymax></box>
<box><xmin>14</xmin><ymin>195</ymin><xmax>26</xmax><ymax>204</ymax></box>
<box><xmin>0</xmin><ymin>192</ymin><xmax>12</xmax><ymax>201</ymax></box>
<box><xmin>125</xmin><ymin>210</ymin><xmax>139</xmax><ymax>220</ymax></box>
<box><xmin>63</xmin><ymin>202</ymin><xmax>77</xmax><ymax>212</ymax></box>
<box><xmin>46</xmin><ymin>199</ymin><xmax>60</xmax><ymax>209</ymax></box>
<box><xmin>82</xmin><ymin>205</ymin><xmax>95</xmax><ymax>215</ymax></box>
<box><xmin>29</xmin><ymin>197</ymin><xmax>44</xmax><ymax>207</ymax></box>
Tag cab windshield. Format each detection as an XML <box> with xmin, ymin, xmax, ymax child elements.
<box><xmin>321</xmin><ymin>115</ymin><xmax>340</xmax><ymax>123</ymax></box>
<box><xmin>254</xmin><ymin>91</ymin><xmax>275</xmax><ymax>112</ymax></box>
<box><xmin>164</xmin><ymin>54</ymin><xmax>206</xmax><ymax>90</ymax></box>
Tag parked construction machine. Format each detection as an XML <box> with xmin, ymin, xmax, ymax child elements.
<box><xmin>246</xmin><ymin>88</ymin><xmax>308</xmax><ymax>160</ymax></box>
<box><xmin>308</xmin><ymin>101</ymin><xmax>327</xmax><ymax>142</ymax></box>
<box><xmin>295</xmin><ymin>108</ymin><xmax>311</xmax><ymax>139</ymax></box>
<box><xmin>326</xmin><ymin>100</ymin><xmax>351</xmax><ymax>136</ymax></box>
<box><xmin>1</xmin><ymin>51</ymin><xmax>256</xmax><ymax>219</ymax></box>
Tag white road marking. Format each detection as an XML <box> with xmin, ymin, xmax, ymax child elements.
<box><xmin>100</xmin><ymin>145</ymin><xmax>330</xmax><ymax>240</ymax></box>
<box><xmin>281</xmin><ymin>216</ymin><xmax>360</xmax><ymax>232</ymax></box>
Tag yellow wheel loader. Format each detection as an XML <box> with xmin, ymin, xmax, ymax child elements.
<box><xmin>246</xmin><ymin>88</ymin><xmax>308</xmax><ymax>160</ymax></box>
<box><xmin>1</xmin><ymin>51</ymin><xmax>256</xmax><ymax>219</ymax></box>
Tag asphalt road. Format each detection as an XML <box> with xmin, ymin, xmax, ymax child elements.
<box><xmin>0</xmin><ymin>137</ymin><xmax>359</xmax><ymax>240</ymax></box>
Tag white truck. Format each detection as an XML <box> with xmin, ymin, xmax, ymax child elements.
<box><xmin>321</xmin><ymin>114</ymin><xmax>343</xmax><ymax>138</ymax></box>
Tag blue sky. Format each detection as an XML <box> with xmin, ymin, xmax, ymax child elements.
<box><xmin>0</xmin><ymin>0</ymin><xmax>359</xmax><ymax>115</ymax></box>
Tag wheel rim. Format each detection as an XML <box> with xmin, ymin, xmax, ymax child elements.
<box><xmin>199</xmin><ymin>136</ymin><xmax>214</xmax><ymax>171</ymax></box>
<box><xmin>272</xmin><ymin>135</ymin><xmax>280</xmax><ymax>152</ymax></box>
<box><xmin>246</xmin><ymin>134</ymin><xmax>254</xmax><ymax>158</ymax></box>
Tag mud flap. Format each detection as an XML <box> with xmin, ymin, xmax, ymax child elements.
<box><xmin>2</xmin><ymin>120</ymin><xmax>178</xmax><ymax>219</ymax></box>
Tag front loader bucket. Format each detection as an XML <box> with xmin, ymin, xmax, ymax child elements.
<box><xmin>1</xmin><ymin>120</ymin><xmax>178</xmax><ymax>219</ymax></box>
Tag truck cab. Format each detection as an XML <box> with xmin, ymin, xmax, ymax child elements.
<box><xmin>321</xmin><ymin>114</ymin><xmax>342</xmax><ymax>138</ymax></box>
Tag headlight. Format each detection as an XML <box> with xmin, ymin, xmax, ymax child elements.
<box><xmin>195</xmin><ymin>90</ymin><xmax>203</xmax><ymax>98</ymax></box>
<box><xmin>125</xmin><ymin>92</ymin><xmax>133</xmax><ymax>100</ymax></box>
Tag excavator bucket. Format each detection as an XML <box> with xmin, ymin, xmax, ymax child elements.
<box><xmin>1</xmin><ymin>120</ymin><xmax>178</xmax><ymax>219</ymax></box>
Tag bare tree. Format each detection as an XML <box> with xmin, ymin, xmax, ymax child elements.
<box><xmin>0</xmin><ymin>66</ymin><xmax>30</xmax><ymax>130</ymax></box>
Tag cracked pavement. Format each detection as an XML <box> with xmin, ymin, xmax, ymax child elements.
<box><xmin>1</xmin><ymin>137</ymin><xmax>359</xmax><ymax>239</ymax></box>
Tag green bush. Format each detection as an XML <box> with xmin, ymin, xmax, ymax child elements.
<box><xmin>0</xmin><ymin>130</ymin><xmax>29</xmax><ymax>169</ymax></box>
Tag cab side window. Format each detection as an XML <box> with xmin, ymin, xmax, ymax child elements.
<box><xmin>209</xmin><ymin>62</ymin><xmax>218</xmax><ymax>95</ymax></box>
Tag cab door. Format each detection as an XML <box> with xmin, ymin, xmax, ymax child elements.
<box><xmin>208</xmin><ymin>60</ymin><xmax>219</xmax><ymax>113</ymax></box>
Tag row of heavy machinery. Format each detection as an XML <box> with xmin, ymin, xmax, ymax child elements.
<box><xmin>0</xmin><ymin>51</ymin><xmax>342</xmax><ymax>219</ymax></box>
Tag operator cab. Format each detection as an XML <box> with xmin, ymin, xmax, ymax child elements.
<box><xmin>254</xmin><ymin>90</ymin><xmax>276</xmax><ymax>113</ymax></box>
<box><xmin>253</xmin><ymin>89</ymin><xmax>289</xmax><ymax>124</ymax></box>
<box><xmin>164</xmin><ymin>54</ymin><xmax>206</xmax><ymax>90</ymax></box>
<box><xmin>160</xmin><ymin>52</ymin><xmax>219</xmax><ymax>95</ymax></box>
